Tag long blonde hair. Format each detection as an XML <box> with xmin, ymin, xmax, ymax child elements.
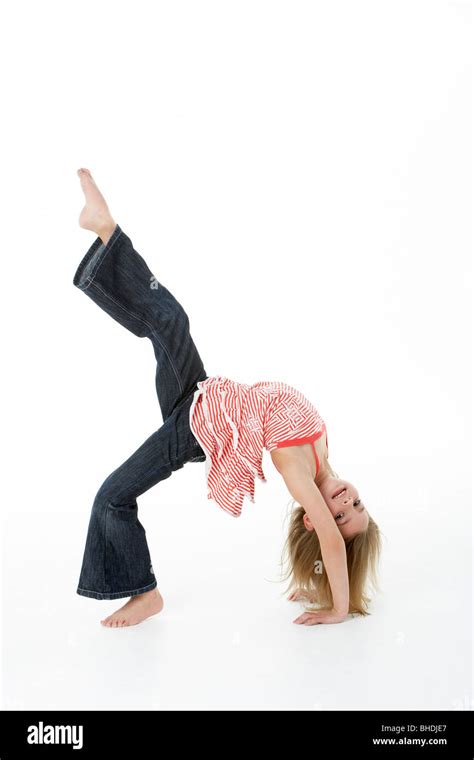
<box><xmin>280</xmin><ymin>500</ymin><xmax>382</xmax><ymax>615</ymax></box>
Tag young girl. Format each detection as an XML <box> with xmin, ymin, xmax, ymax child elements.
<box><xmin>74</xmin><ymin>168</ymin><xmax>381</xmax><ymax>629</ymax></box>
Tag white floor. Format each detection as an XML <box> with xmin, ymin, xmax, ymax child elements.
<box><xmin>2</xmin><ymin>452</ymin><xmax>471</xmax><ymax>711</ymax></box>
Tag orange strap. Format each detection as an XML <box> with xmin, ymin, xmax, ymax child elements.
<box><xmin>275</xmin><ymin>425</ymin><xmax>328</xmax><ymax>476</ymax></box>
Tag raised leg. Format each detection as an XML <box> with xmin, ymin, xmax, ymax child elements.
<box><xmin>74</xmin><ymin>168</ymin><xmax>208</xmax><ymax>420</ymax></box>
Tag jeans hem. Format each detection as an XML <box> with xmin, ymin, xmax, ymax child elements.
<box><xmin>76</xmin><ymin>579</ymin><xmax>158</xmax><ymax>601</ymax></box>
<box><xmin>73</xmin><ymin>223</ymin><xmax>123</xmax><ymax>291</ymax></box>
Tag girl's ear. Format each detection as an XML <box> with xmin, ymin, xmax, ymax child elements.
<box><xmin>303</xmin><ymin>512</ymin><xmax>315</xmax><ymax>532</ymax></box>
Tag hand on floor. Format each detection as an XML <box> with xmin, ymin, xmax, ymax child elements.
<box><xmin>293</xmin><ymin>608</ymin><xmax>347</xmax><ymax>626</ymax></box>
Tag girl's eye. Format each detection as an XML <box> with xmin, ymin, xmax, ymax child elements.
<box><xmin>354</xmin><ymin>499</ymin><xmax>361</xmax><ymax>507</ymax></box>
<box><xmin>335</xmin><ymin>512</ymin><xmax>344</xmax><ymax>520</ymax></box>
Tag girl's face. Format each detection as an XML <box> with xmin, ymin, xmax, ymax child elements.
<box><xmin>307</xmin><ymin>476</ymin><xmax>369</xmax><ymax>539</ymax></box>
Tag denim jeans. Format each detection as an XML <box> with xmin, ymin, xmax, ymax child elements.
<box><xmin>73</xmin><ymin>223</ymin><xmax>208</xmax><ymax>600</ymax></box>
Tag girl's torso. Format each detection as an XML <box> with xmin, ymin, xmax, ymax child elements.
<box><xmin>189</xmin><ymin>375</ymin><xmax>328</xmax><ymax>516</ymax></box>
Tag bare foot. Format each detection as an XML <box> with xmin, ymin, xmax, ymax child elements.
<box><xmin>77</xmin><ymin>167</ymin><xmax>116</xmax><ymax>244</ymax></box>
<box><xmin>100</xmin><ymin>588</ymin><xmax>164</xmax><ymax>628</ymax></box>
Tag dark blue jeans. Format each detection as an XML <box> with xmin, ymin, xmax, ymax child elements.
<box><xmin>73</xmin><ymin>224</ymin><xmax>208</xmax><ymax>600</ymax></box>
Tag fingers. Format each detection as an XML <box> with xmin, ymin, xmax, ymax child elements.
<box><xmin>288</xmin><ymin>589</ymin><xmax>312</xmax><ymax>601</ymax></box>
<box><xmin>288</xmin><ymin>591</ymin><xmax>301</xmax><ymax>601</ymax></box>
<box><xmin>293</xmin><ymin>612</ymin><xmax>322</xmax><ymax>625</ymax></box>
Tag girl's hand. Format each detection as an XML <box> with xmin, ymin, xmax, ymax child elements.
<box><xmin>287</xmin><ymin>589</ymin><xmax>317</xmax><ymax>602</ymax></box>
<box><xmin>293</xmin><ymin>608</ymin><xmax>347</xmax><ymax>625</ymax></box>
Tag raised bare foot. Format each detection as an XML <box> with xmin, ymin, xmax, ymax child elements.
<box><xmin>100</xmin><ymin>588</ymin><xmax>164</xmax><ymax>628</ymax></box>
<box><xmin>77</xmin><ymin>167</ymin><xmax>116</xmax><ymax>244</ymax></box>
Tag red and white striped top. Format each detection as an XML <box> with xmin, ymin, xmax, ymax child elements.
<box><xmin>188</xmin><ymin>376</ymin><xmax>328</xmax><ymax>517</ymax></box>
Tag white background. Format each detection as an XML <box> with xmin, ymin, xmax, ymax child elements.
<box><xmin>1</xmin><ymin>0</ymin><xmax>471</xmax><ymax>710</ymax></box>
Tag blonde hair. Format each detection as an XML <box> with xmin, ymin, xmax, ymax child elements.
<box><xmin>280</xmin><ymin>500</ymin><xmax>382</xmax><ymax>616</ymax></box>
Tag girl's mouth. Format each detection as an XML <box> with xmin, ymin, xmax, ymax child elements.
<box><xmin>332</xmin><ymin>487</ymin><xmax>346</xmax><ymax>499</ymax></box>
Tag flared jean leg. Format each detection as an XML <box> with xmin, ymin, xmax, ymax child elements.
<box><xmin>76</xmin><ymin>391</ymin><xmax>204</xmax><ymax>600</ymax></box>
<box><xmin>73</xmin><ymin>223</ymin><xmax>208</xmax><ymax>421</ymax></box>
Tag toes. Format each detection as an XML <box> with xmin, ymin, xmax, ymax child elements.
<box><xmin>100</xmin><ymin>613</ymin><xmax>133</xmax><ymax>627</ymax></box>
<box><xmin>78</xmin><ymin>167</ymin><xmax>94</xmax><ymax>183</ymax></box>
<box><xmin>100</xmin><ymin>616</ymin><xmax>136</xmax><ymax>627</ymax></box>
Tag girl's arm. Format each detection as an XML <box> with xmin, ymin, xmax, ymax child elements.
<box><xmin>279</xmin><ymin>461</ymin><xmax>350</xmax><ymax>625</ymax></box>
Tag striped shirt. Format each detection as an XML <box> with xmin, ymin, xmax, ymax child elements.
<box><xmin>188</xmin><ymin>376</ymin><xmax>328</xmax><ymax>517</ymax></box>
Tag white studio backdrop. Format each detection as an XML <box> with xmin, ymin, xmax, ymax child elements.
<box><xmin>0</xmin><ymin>0</ymin><xmax>471</xmax><ymax>710</ymax></box>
